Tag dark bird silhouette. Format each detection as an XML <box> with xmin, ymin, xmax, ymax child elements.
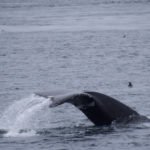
<box><xmin>128</xmin><ymin>82</ymin><xmax>133</xmax><ymax>87</ymax></box>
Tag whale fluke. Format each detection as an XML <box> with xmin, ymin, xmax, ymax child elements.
<box><xmin>36</xmin><ymin>90</ymin><xmax>140</xmax><ymax>126</ymax></box>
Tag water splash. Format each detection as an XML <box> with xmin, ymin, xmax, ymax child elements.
<box><xmin>0</xmin><ymin>94</ymin><xmax>92</xmax><ymax>137</ymax></box>
<box><xmin>0</xmin><ymin>94</ymin><xmax>51</xmax><ymax>137</ymax></box>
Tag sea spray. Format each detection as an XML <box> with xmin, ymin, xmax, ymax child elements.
<box><xmin>0</xmin><ymin>94</ymin><xmax>51</xmax><ymax>137</ymax></box>
<box><xmin>0</xmin><ymin>94</ymin><xmax>90</xmax><ymax>137</ymax></box>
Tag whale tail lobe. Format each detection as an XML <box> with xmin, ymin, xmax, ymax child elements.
<box><xmin>36</xmin><ymin>91</ymin><xmax>139</xmax><ymax>126</ymax></box>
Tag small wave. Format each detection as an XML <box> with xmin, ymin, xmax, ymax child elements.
<box><xmin>4</xmin><ymin>129</ymin><xmax>37</xmax><ymax>138</ymax></box>
<box><xmin>0</xmin><ymin>0</ymin><xmax>149</xmax><ymax>8</ymax></box>
<box><xmin>0</xmin><ymin>128</ymin><xmax>37</xmax><ymax>138</ymax></box>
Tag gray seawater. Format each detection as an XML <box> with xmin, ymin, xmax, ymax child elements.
<box><xmin>0</xmin><ymin>0</ymin><xmax>150</xmax><ymax>149</ymax></box>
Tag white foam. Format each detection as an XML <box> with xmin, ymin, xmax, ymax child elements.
<box><xmin>0</xmin><ymin>94</ymin><xmax>51</xmax><ymax>137</ymax></box>
<box><xmin>4</xmin><ymin>129</ymin><xmax>37</xmax><ymax>138</ymax></box>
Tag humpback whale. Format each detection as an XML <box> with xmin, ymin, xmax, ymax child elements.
<box><xmin>36</xmin><ymin>90</ymin><xmax>145</xmax><ymax>126</ymax></box>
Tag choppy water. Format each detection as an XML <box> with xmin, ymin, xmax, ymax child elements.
<box><xmin>0</xmin><ymin>0</ymin><xmax>150</xmax><ymax>150</ymax></box>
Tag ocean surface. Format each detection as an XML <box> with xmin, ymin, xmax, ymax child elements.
<box><xmin>0</xmin><ymin>0</ymin><xmax>150</xmax><ymax>149</ymax></box>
